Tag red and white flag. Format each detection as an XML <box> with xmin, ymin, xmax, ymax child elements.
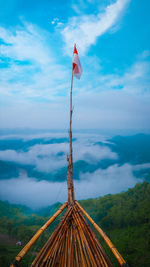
<box><xmin>72</xmin><ymin>45</ymin><xmax>82</xmax><ymax>79</ymax></box>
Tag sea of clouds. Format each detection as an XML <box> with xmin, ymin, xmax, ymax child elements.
<box><xmin>0</xmin><ymin>132</ymin><xmax>148</xmax><ymax>209</ymax></box>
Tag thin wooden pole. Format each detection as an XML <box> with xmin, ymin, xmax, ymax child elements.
<box><xmin>10</xmin><ymin>202</ymin><xmax>67</xmax><ymax>267</ymax></box>
<box><xmin>67</xmin><ymin>55</ymin><xmax>75</xmax><ymax>204</ymax></box>
<box><xmin>76</xmin><ymin>201</ymin><xmax>129</xmax><ymax>267</ymax></box>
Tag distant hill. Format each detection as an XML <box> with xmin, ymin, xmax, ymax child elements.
<box><xmin>0</xmin><ymin>200</ymin><xmax>62</xmax><ymax>221</ymax></box>
<box><xmin>80</xmin><ymin>181</ymin><xmax>150</xmax><ymax>266</ymax></box>
<box><xmin>107</xmin><ymin>133</ymin><xmax>150</xmax><ymax>165</ymax></box>
<box><xmin>0</xmin><ymin>200</ymin><xmax>32</xmax><ymax>219</ymax></box>
<box><xmin>0</xmin><ymin>182</ymin><xmax>150</xmax><ymax>266</ymax></box>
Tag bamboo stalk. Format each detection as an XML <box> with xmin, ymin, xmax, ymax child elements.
<box><xmin>60</xmin><ymin>230</ymin><xmax>66</xmax><ymax>267</ymax></box>
<box><xmin>37</xmin><ymin>207</ymin><xmax>73</xmax><ymax>266</ymax></box>
<box><xmin>67</xmin><ymin>47</ymin><xmax>76</xmax><ymax>204</ymax></box>
<box><xmin>53</xmin><ymin>226</ymin><xmax>67</xmax><ymax>267</ymax></box>
<box><xmin>41</xmin><ymin>220</ymin><xmax>67</xmax><ymax>266</ymax></box>
<box><xmin>67</xmin><ymin>225</ymin><xmax>71</xmax><ymax>267</ymax></box>
<box><xmin>56</xmin><ymin>232</ymin><xmax>66</xmax><ymax>267</ymax></box>
<box><xmin>75</xmin><ymin>228</ymin><xmax>86</xmax><ymax>267</ymax></box>
<box><xmin>73</xmin><ymin>208</ymin><xmax>100</xmax><ymax>267</ymax></box>
<box><xmin>72</xmin><ymin>211</ymin><xmax>93</xmax><ymax>267</ymax></box>
<box><xmin>31</xmin><ymin>207</ymin><xmax>69</xmax><ymax>267</ymax></box>
<box><xmin>75</xmin><ymin>204</ymin><xmax>112</xmax><ymax>267</ymax></box>
<box><xmin>73</xmin><ymin>226</ymin><xmax>80</xmax><ymax>266</ymax></box>
<box><xmin>67</xmin><ymin>225</ymin><xmax>73</xmax><ymax>267</ymax></box>
<box><xmin>76</xmin><ymin>201</ymin><xmax>128</xmax><ymax>266</ymax></box>
<box><xmin>64</xmin><ymin>226</ymin><xmax>69</xmax><ymax>266</ymax></box>
<box><xmin>10</xmin><ymin>202</ymin><xmax>67</xmax><ymax>267</ymax></box>
<box><xmin>49</xmin><ymin>221</ymin><xmax>69</xmax><ymax>267</ymax></box>
<box><xmin>70</xmin><ymin>225</ymin><xmax>74</xmax><ymax>267</ymax></box>
<box><xmin>31</xmin><ymin>205</ymin><xmax>72</xmax><ymax>266</ymax></box>
<box><xmin>77</xmin><ymin>226</ymin><xmax>92</xmax><ymax>267</ymax></box>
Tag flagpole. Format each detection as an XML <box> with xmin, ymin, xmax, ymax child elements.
<box><xmin>67</xmin><ymin>48</ymin><xmax>75</xmax><ymax>204</ymax></box>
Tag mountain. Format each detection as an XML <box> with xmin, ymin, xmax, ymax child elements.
<box><xmin>79</xmin><ymin>181</ymin><xmax>150</xmax><ymax>266</ymax></box>
<box><xmin>0</xmin><ymin>182</ymin><xmax>150</xmax><ymax>266</ymax></box>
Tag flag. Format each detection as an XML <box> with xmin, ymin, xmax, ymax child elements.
<box><xmin>72</xmin><ymin>44</ymin><xmax>82</xmax><ymax>79</ymax></box>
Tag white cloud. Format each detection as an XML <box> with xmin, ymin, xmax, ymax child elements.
<box><xmin>73</xmin><ymin>138</ymin><xmax>117</xmax><ymax>163</ymax></box>
<box><xmin>0</xmin><ymin>143</ymin><xmax>68</xmax><ymax>173</ymax></box>
<box><xmin>0</xmin><ymin>19</ymin><xmax>150</xmax><ymax>131</ymax></box>
<box><xmin>62</xmin><ymin>0</ymin><xmax>130</xmax><ymax>55</ymax></box>
<box><xmin>0</xmin><ymin>173</ymin><xmax>67</xmax><ymax>209</ymax></box>
<box><xmin>0</xmin><ymin>162</ymin><xmax>145</xmax><ymax>208</ymax></box>
<box><xmin>0</xmin><ymin>22</ymin><xmax>51</xmax><ymax>65</ymax></box>
<box><xmin>51</xmin><ymin>18</ymin><xmax>59</xmax><ymax>25</ymax></box>
<box><xmin>51</xmin><ymin>18</ymin><xmax>63</xmax><ymax>28</ymax></box>
<box><xmin>132</xmin><ymin>163</ymin><xmax>150</xmax><ymax>171</ymax></box>
<box><xmin>75</xmin><ymin>163</ymin><xmax>143</xmax><ymax>200</ymax></box>
<box><xmin>0</xmin><ymin>136</ymin><xmax>117</xmax><ymax>173</ymax></box>
<box><xmin>102</xmin><ymin>60</ymin><xmax>150</xmax><ymax>95</ymax></box>
<box><xmin>0</xmin><ymin>54</ymin><xmax>150</xmax><ymax>130</ymax></box>
<box><xmin>0</xmin><ymin>22</ymin><xmax>69</xmax><ymax>99</ymax></box>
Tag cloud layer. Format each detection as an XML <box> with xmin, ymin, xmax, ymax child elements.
<box><xmin>62</xmin><ymin>0</ymin><xmax>130</xmax><ymax>54</ymax></box>
<box><xmin>0</xmin><ymin>163</ymin><xmax>143</xmax><ymax>209</ymax></box>
<box><xmin>0</xmin><ymin>135</ymin><xmax>117</xmax><ymax>173</ymax></box>
<box><xmin>0</xmin><ymin>132</ymin><xmax>150</xmax><ymax>208</ymax></box>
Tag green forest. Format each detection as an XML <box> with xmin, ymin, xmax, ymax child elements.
<box><xmin>0</xmin><ymin>182</ymin><xmax>150</xmax><ymax>266</ymax></box>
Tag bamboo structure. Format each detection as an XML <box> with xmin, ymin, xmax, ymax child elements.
<box><xmin>10</xmin><ymin>45</ymin><xmax>129</xmax><ymax>267</ymax></box>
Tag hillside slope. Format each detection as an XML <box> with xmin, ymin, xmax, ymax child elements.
<box><xmin>0</xmin><ymin>182</ymin><xmax>150</xmax><ymax>266</ymax></box>
<box><xmin>80</xmin><ymin>182</ymin><xmax>150</xmax><ymax>266</ymax></box>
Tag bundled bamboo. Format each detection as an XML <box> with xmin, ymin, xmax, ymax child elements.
<box><xmin>30</xmin><ymin>202</ymin><xmax>113</xmax><ymax>267</ymax></box>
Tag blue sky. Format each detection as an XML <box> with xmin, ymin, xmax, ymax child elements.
<box><xmin>0</xmin><ymin>0</ymin><xmax>150</xmax><ymax>131</ymax></box>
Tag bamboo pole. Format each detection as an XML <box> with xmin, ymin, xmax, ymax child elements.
<box><xmin>32</xmin><ymin>206</ymin><xmax>73</xmax><ymax>266</ymax></box>
<box><xmin>72</xmin><ymin>210</ymin><xmax>95</xmax><ymax>267</ymax></box>
<box><xmin>34</xmin><ymin>208</ymin><xmax>71</xmax><ymax>266</ymax></box>
<box><xmin>48</xmin><ymin>219</ymin><xmax>70</xmax><ymax>267</ymax></box>
<box><xmin>73</xmin><ymin>207</ymin><xmax>103</xmax><ymax>267</ymax></box>
<box><xmin>74</xmin><ymin>227</ymin><xmax>86</xmax><ymax>267</ymax></box>
<box><xmin>75</xmin><ymin>204</ymin><xmax>113</xmax><ymax>267</ymax></box>
<box><xmin>67</xmin><ymin>47</ymin><xmax>76</xmax><ymax>204</ymax></box>
<box><xmin>60</xmin><ymin>229</ymin><xmax>67</xmax><ymax>267</ymax></box>
<box><xmin>54</xmin><ymin>230</ymin><xmax>67</xmax><ymax>267</ymax></box>
<box><xmin>10</xmin><ymin>202</ymin><xmax>67</xmax><ymax>267</ymax></box>
<box><xmin>76</xmin><ymin>201</ymin><xmax>129</xmax><ymax>267</ymax></box>
<box><xmin>73</xmin><ymin>227</ymin><xmax>80</xmax><ymax>266</ymax></box>
<box><xmin>31</xmin><ymin>210</ymin><xmax>66</xmax><ymax>266</ymax></box>
<box><xmin>64</xmin><ymin>226</ymin><xmax>69</xmax><ymax>266</ymax></box>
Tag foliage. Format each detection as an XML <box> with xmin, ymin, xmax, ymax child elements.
<box><xmin>80</xmin><ymin>182</ymin><xmax>150</xmax><ymax>266</ymax></box>
<box><xmin>0</xmin><ymin>182</ymin><xmax>150</xmax><ymax>266</ymax></box>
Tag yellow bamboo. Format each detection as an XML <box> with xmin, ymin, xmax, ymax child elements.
<box><xmin>67</xmin><ymin>225</ymin><xmax>72</xmax><ymax>267</ymax></box>
<box><xmin>72</xmin><ymin>211</ymin><xmax>94</xmax><ymax>267</ymax></box>
<box><xmin>73</xmin><ymin>227</ymin><xmax>80</xmax><ymax>266</ymax></box>
<box><xmin>54</xmin><ymin>232</ymin><xmax>66</xmax><ymax>267</ymax></box>
<box><xmin>37</xmin><ymin>207</ymin><xmax>72</xmax><ymax>266</ymax></box>
<box><xmin>74</xmin><ymin>206</ymin><xmax>104</xmax><ymax>267</ymax></box>
<box><xmin>60</xmin><ymin>226</ymin><xmax>67</xmax><ymax>267</ymax></box>
<box><xmin>64</xmin><ymin>226</ymin><xmax>69</xmax><ymax>266</ymax></box>
<box><xmin>10</xmin><ymin>202</ymin><xmax>67</xmax><ymax>267</ymax></box>
<box><xmin>49</xmin><ymin>223</ymin><xmax>68</xmax><ymax>266</ymax></box>
<box><xmin>76</xmin><ymin>201</ymin><xmax>128</xmax><ymax>266</ymax></box>
<box><xmin>32</xmin><ymin>206</ymin><xmax>72</xmax><ymax>266</ymax></box>
<box><xmin>76</xmin><ymin>204</ymin><xmax>112</xmax><ymax>267</ymax></box>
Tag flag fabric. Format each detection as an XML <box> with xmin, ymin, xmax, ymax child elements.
<box><xmin>72</xmin><ymin>45</ymin><xmax>82</xmax><ymax>79</ymax></box>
